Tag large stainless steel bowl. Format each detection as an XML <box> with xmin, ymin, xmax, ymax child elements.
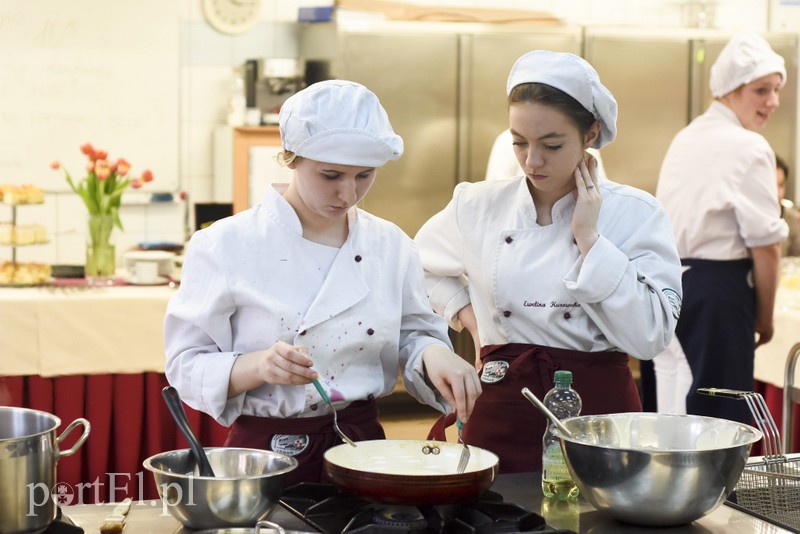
<box><xmin>557</xmin><ymin>412</ymin><xmax>762</xmax><ymax>526</ymax></box>
<box><xmin>143</xmin><ymin>447</ymin><xmax>297</xmax><ymax>530</ymax></box>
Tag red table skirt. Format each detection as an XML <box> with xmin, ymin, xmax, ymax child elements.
<box><xmin>0</xmin><ymin>373</ymin><xmax>229</xmax><ymax>503</ymax></box>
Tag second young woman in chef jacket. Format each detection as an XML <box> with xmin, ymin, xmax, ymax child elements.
<box><xmin>655</xmin><ymin>33</ymin><xmax>788</xmax><ymax>424</ymax></box>
<box><xmin>164</xmin><ymin>80</ymin><xmax>481</xmax><ymax>483</ymax></box>
<box><xmin>415</xmin><ymin>51</ymin><xmax>683</xmax><ymax>473</ymax></box>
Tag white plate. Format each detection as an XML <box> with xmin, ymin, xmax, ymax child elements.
<box><xmin>124</xmin><ymin>275</ymin><xmax>170</xmax><ymax>286</ymax></box>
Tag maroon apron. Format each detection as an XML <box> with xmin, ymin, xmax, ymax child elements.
<box><xmin>225</xmin><ymin>399</ymin><xmax>385</xmax><ymax>485</ymax></box>
<box><xmin>430</xmin><ymin>343</ymin><xmax>641</xmax><ymax>473</ymax></box>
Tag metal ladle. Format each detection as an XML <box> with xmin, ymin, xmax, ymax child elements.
<box><xmin>162</xmin><ymin>386</ymin><xmax>216</xmax><ymax>477</ymax></box>
<box><xmin>521</xmin><ymin>387</ymin><xmax>573</xmax><ymax>438</ymax></box>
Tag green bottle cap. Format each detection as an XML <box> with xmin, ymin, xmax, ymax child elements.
<box><xmin>554</xmin><ymin>370</ymin><xmax>573</xmax><ymax>385</ymax></box>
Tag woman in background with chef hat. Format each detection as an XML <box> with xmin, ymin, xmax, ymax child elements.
<box><xmin>164</xmin><ymin>79</ymin><xmax>481</xmax><ymax>483</ymax></box>
<box><xmin>415</xmin><ymin>50</ymin><xmax>682</xmax><ymax>472</ymax></box>
<box><xmin>655</xmin><ymin>33</ymin><xmax>789</xmax><ymax>425</ymax></box>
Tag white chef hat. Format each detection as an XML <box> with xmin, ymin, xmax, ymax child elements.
<box><xmin>709</xmin><ymin>32</ymin><xmax>786</xmax><ymax>98</ymax></box>
<box><xmin>279</xmin><ymin>80</ymin><xmax>404</xmax><ymax>167</ymax></box>
<box><xmin>506</xmin><ymin>50</ymin><xmax>617</xmax><ymax>149</ymax></box>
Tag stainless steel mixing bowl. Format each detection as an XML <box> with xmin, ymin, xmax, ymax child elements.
<box><xmin>143</xmin><ymin>447</ymin><xmax>298</xmax><ymax>530</ymax></box>
<box><xmin>557</xmin><ymin>412</ymin><xmax>762</xmax><ymax>526</ymax></box>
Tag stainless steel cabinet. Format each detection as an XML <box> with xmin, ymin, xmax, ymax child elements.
<box><xmin>301</xmin><ymin>22</ymin><xmax>582</xmax><ymax>236</ymax></box>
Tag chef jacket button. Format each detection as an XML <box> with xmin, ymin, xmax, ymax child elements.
<box><xmin>563</xmin><ymin>312</ymin><xmax>571</xmax><ymax>320</ymax></box>
<box><xmin>355</xmin><ymin>255</ymin><xmax>362</xmax><ymax>262</ymax></box>
<box><xmin>310</xmin><ymin>404</ymin><xmax>318</xmax><ymax>411</ymax></box>
<box><xmin>505</xmin><ymin>236</ymin><xmax>513</xmax><ymax>244</ymax></box>
<box><xmin>367</xmin><ymin>328</ymin><xmax>375</xmax><ymax>335</ymax></box>
<box><xmin>503</xmin><ymin>310</ymin><xmax>511</xmax><ymax>318</ymax></box>
<box><xmin>299</xmin><ymin>330</ymin><xmax>307</xmax><ymax>336</ymax></box>
<box><xmin>367</xmin><ymin>394</ymin><xmax>375</xmax><ymax>401</ymax></box>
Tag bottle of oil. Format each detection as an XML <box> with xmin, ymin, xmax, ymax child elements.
<box><xmin>541</xmin><ymin>370</ymin><xmax>581</xmax><ymax>500</ymax></box>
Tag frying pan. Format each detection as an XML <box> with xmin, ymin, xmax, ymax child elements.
<box><xmin>323</xmin><ymin>439</ymin><xmax>499</xmax><ymax>505</ymax></box>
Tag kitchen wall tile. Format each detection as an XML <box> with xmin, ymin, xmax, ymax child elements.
<box><xmin>716</xmin><ymin>1</ymin><xmax>768</xmax><ymax>30</ymax></box>
<box><xmin>187</xmin><ymin>66</ymin><xmax>230</xmax><ymax>123</ymax></box>
<box><xmin>186</xmin><ymin>174</ymin><xmax>215</xmax><ymax>204</ymax></box>
<box><xmin>186</xmin><ymin>119</ymin><xmax>219</xmax><ymax>178</ymax></box>
<box><xmin>182</xmin><ymin>0</ymin><xmax>202</xmax><ymax>21</ymax></box>
<box><xmin>232</xmin><ymin>22</ymin><xmax>300</xmax><ymax>63</ymax></box>
<box><xmin>185</xmin><ymin>20</ymin><xmax>235</xmax><ymax>66</ymax></box>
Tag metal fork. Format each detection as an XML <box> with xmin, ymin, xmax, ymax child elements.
<box><xmin>456</xmin><ymin>416</ymin><xmax>470</xmax><ymax>473</ymax></box>
<box><xmin>312</xmin><ymin>379</ymin><xmax>357</xmax><ymax>447</ymax></box>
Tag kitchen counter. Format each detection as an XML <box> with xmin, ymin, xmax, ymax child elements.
<box><xmin>63</xmin><ymin>472</ymin><xmax>793</xmax><ymax>533</ymax></box>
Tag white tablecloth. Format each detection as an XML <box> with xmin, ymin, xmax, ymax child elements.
<box><xmin>0</xmin><ymin>284</ymin><xmax>175</xmax><ymax>376</ymax></box>
<box><xmin>754</xmin><ymin>285</ymin><xmax>800</xmax><ymax>388</ymax></box>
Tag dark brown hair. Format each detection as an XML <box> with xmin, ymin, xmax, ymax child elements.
<box><xmin>776</xmin><ymin>154</ymin><xmax>789</xmax><ymax>178</ymax></box>
<box><xmin>509</xmin><ymin>83</ymin><xmax>597</xmax><ymax>137</ymax></box>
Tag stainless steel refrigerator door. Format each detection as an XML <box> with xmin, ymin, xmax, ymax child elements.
<box><xmin>334</xmin><ymin>30</ymin><xmax>460</xmax><ymax>237</ymax></box>
<box><xmin>584</xmin><ymin>32</ymin><xmax>692</xmax><ymax>195</ymax></box>
<box><xmin>459</xmin><ymin>29</ymin><xmax>583</xmax><ymax>183</ymax></box>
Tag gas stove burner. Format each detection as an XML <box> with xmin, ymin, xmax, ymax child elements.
<box><xmin>373</xmin><ymin>506</ymin><xmax>428</xmax><ymax>529</ymax></box>
<box><xmin>278</xmin><ymin>483</ymin><xmax>571</xmax><ymax>533</ymax></box>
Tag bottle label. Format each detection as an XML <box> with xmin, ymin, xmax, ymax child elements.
<box><xmin>542</xmin><ymin>443</ymin><xmax>571</xmax><ymax>481</ymax></box>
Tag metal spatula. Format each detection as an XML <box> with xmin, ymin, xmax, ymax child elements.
<box><xmin>312</xmin><ymin>379</ymin><xmax>357</xmax><ymax>447</ymax></box>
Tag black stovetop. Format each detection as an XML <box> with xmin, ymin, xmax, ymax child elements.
<box><xmin>278</xmin><ymin>483</ymin><xmax>576</xmax><ymax>534</ymax></box>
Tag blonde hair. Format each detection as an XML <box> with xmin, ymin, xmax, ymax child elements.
<box><xmin>276</xmin><ymin>150</ymin><xmax>298</xmax><ymax>166</ymax></box>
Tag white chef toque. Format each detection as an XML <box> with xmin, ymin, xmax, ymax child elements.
<box><xmin>709</xmin><ymin>32</ymin><xmax>786</xmax><ymax>98</ymax></box>
<box><xmin>506</xmin><ymin>50</ymin><xmax>617</xmax><ymax>149</ymax></box>
<box><xmin>279</xmin><ymin>80</ymin><xmax>404</xmax><ymax>167</ymax></box>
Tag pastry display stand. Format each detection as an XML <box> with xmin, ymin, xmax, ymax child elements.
<box><xmin>1</xmin><ymin>200</ymin><xmax>50</xmax><ymax>287</ymax></box>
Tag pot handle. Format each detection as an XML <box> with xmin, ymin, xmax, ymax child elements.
<box><xmin>255</xmin><ymin>520</ymin><xmax>285</xmax><ymax>534</ymax></box>
<box><xmin>55</xmin><ymin>418</ymin><xmax>91</xmax><ymax>460</ymax></box>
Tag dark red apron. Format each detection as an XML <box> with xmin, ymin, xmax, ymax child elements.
<box><xmin>430</xmin><ymin>343</ymin><xmax>641</xmax><ymax>473</ymax></box>
<box><xmin>224</xmin><ymin>399</ymin><xmax>384</xmax><ymax>485</ymax></box>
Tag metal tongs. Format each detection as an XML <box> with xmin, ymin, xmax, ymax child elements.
<box><xmin>697</xmin><ymin>388</ymin><xmax>784</xmax><ymax>461</ymax></box>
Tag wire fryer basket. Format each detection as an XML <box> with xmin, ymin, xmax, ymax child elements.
<box><xmin>698</xmin><ymin>388</ymin><xmax>800</xmax><ymax>531</ymax></box>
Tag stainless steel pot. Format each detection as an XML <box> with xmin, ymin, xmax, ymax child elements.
<box><xmin>0</xmin><ymin>407</ymin><xmax>90</xmax><ymax>533</ymax></box>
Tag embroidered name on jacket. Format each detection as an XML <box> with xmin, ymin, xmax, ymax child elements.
<box><xmin>523</xmin><ymin>300</ymin><xmax>579</xmax><ymax>308</ymax></box>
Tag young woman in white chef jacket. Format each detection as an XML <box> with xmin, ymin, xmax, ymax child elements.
<box><xmin>164</xmin><ymin>80</ymin><xmax>481</xmax><ymax>483</ymax></box>
<box><xmin>655</xmin><ymin>33</ymin><xmax>789</xmax><ymax>425</ymax></box>
<box><xmin>415</xmin><ymin>51</ymin><xmax>683</xmax><ymax>473</ymax></box>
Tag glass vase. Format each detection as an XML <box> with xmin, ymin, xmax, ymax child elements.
<box><xmin>86</xmin><ymin>214</ymin><xmax>116</xmax><ymax>286</ymax></box>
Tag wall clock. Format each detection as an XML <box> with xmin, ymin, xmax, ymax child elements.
<box><xmin>202</xmin><ymin>0</ymin><xmax>263</xmax><ymax>35</ymax></box>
